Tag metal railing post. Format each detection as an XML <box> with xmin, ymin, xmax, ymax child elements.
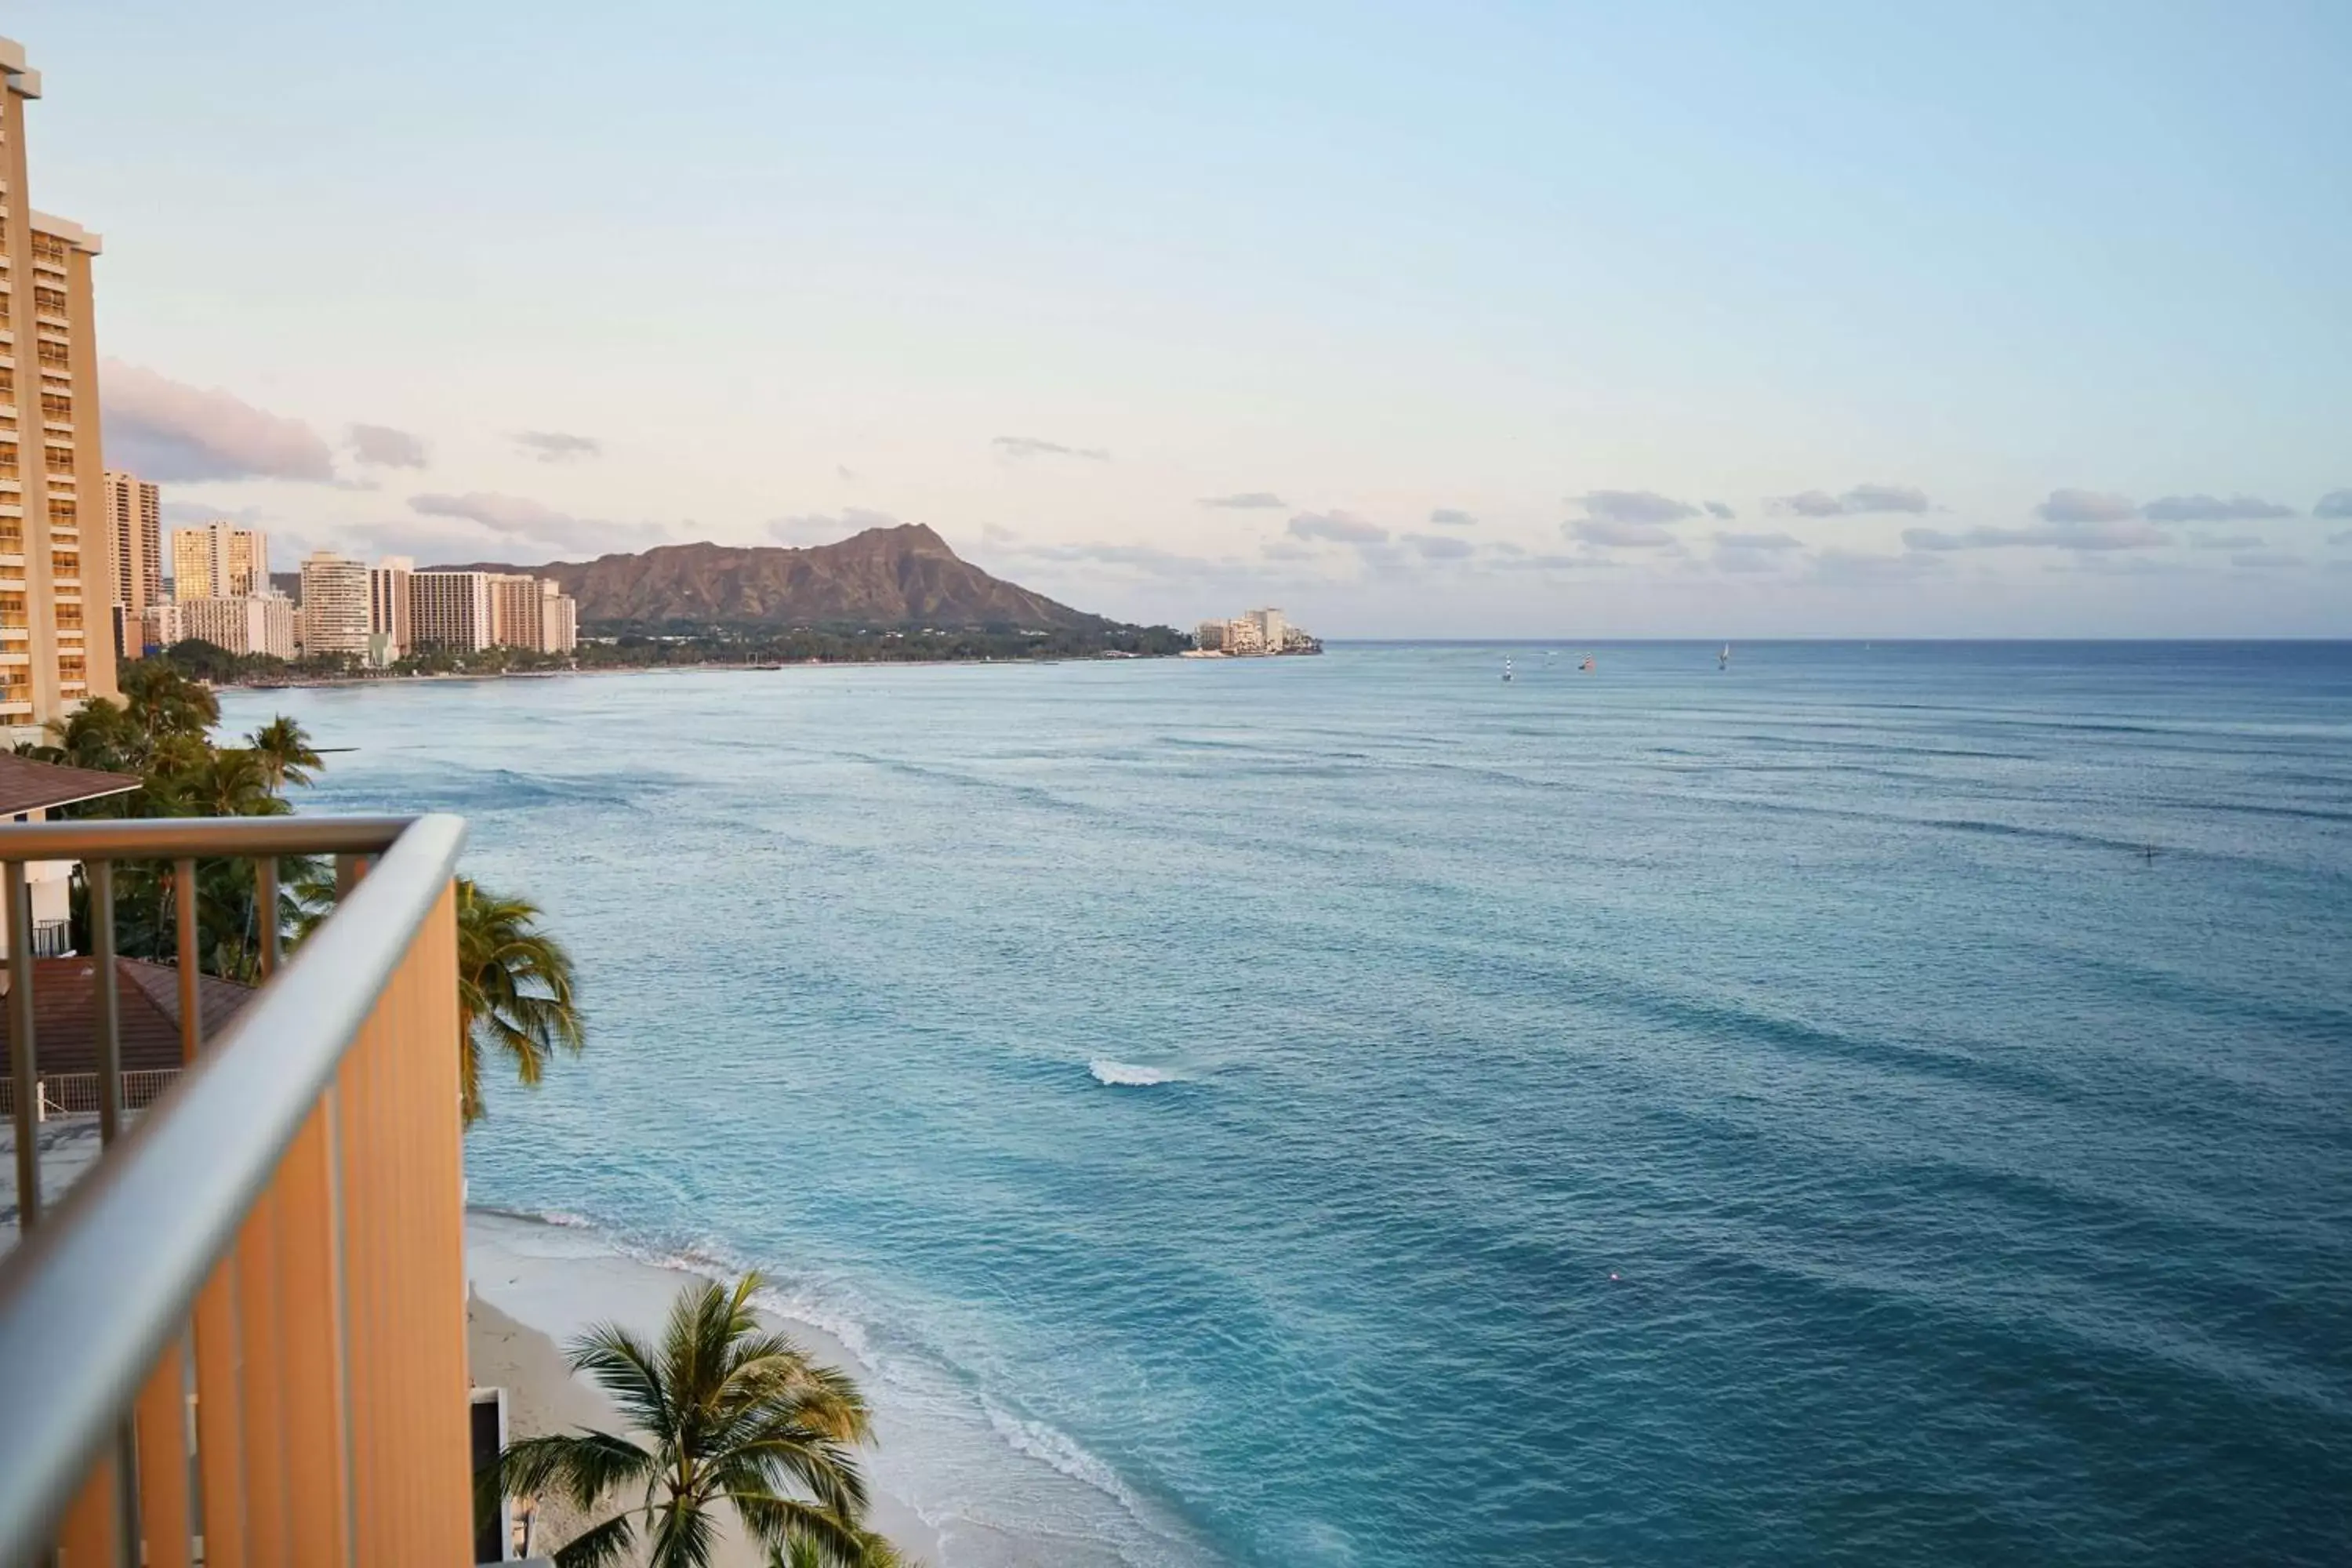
<box><xmin>91</xmin><ymin>860</ymin><xmax>120</xmax><ymax>1149</ymax></box>
<box><xmin>7</xmin><ymin>859</ymin><xmax>37</xmax><ymax>1232</ymax></box>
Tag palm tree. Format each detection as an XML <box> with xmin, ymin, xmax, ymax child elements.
<box><xmin>489</xmin><ymin>1274</ymin><xmax>891</xmax><ymax>1568</ymax></box>
<box><xmin>246</xmin><ymin>714</ymin><xmax>323</xmax><ymax>789</ymax></box>
<box><xmin>779</xmin><ymin>1529</ymin><xmax>914</xmax><ymax>1568</ymax></box>
<box><xmin>118</xmin><ymin>659</ymin><xmax>220</xmax><ymax>742</ymax></box>
<box><xmin>456</xmin><ymin>878</ymin><xmax>584</xmax><ymax>1123</ymax></box>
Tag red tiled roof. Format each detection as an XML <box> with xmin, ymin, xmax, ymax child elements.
<box><xmin>1</xmin><ymin>956</ymin><xmax>256</xmax><ymax>1076</ymax></box>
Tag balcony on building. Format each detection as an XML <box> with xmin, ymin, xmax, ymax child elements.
<box><xmin>0</xmin><ymin>810</ymin><xmax>489</xmax><ymax>1565</ymax></box>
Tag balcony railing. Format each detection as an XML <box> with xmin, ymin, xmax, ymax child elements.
<box><xmin>0</xmin><ymin>814</ymin><xmax>475</xmax><ymax>1566</ymax></box>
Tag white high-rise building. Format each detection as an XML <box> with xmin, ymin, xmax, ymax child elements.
<box><xmin>298</xmin><ymin>550</ymin><xmax>370</xmax><ymax>658</ymax></box>
<box><xmin>408</xmin><ymin>569</ymin><xmax>492</xmax><ymax>652</ymax></box>
<box><xmin>180</xmin><ymin>594</ymin><xmax>295</xmax><ymax>659</ymax></box>
<box><xmin>369</xmin><ymin>555</ymin><xmax>413</xmax><ymax>657</ymax></box>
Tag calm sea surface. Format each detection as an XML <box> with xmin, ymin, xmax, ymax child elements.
<box><xmin>224</xmin><ymin>642</ymin><xmax>2352</xmax><ymax>1566</ymax></box>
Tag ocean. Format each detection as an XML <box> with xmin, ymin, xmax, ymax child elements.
<box><xmin>222</xmin><ymin>641</ymin><xmax>2352</xmax><ymax>1566</ymax></box>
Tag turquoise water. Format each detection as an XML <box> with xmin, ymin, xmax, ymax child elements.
<box><xmin>226</xmin><ymin>643</ymin><xmax>2352</xmax><ymax>1566</ymax></box>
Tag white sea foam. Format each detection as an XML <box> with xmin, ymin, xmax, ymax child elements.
<box><xmin>1089</xmin><ymin>1060</ymin><xmax>1182</xmax><ymax>1087</ymax></box>
<box><xmin>985</xmin><ymin>1400</ymin><xmax>1152</xmax><ymax>1519</ymax></box>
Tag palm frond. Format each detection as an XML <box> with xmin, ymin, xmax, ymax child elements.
<box><xmin>492</xmin><ymin>1429</ymin><xmax>655</xmax><ymax>1510</ymax></box>
<box><xmin>570</xmin><ymin>1323</ymin><xmax>677</xmax><ymax>1438</ymax></box>
<box><xmin>553</xmin><ymin>1508</ymin><xmax>641</xmax><ymax>1568</ymax></box>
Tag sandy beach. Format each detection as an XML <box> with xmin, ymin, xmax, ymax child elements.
<box><xmin>466</xmin><ymin>1209</ymin><xmax>944</xmax><ymax>1566</ymax></box>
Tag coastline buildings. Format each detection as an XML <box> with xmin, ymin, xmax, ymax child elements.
<box><xmin>1193</xmin><ymin>607</ymin><xmax>1319</xmax><ymax>656</ymax></box>
<box><xmin>103</xmin><ymin>469</ymin><xmax>161</xmax><ymax>657</ymax></box>
<box><xmin>409</xmin><ymin>568</ymin><xmax>493</xmax><ymax>652</ymax></box>
<box><xmin>179</xmin><ymin>592</ymin><xmax>296</xmax><ymax>659</ymax></box>
<box><xmin>408</xmin><ymin>568</ymin><xmax>576</xmax><ymax>655</ymax></box>
<box><xmin>170</xmin><ymin>520</ymin><xmax>267</xmax><ymax>599</ymax></box>
<box><xmin>0</xmin><ymin>40</ymin><xmax>121</xmax><ymax>738</ymax></box>
<box><xmin>297</xmin><ymin>549</ymin><xmax>369</xmax><ymax>657</ymax></box>
<box><xmin>488</xmin><ymin>571</ymin><xmax>578</xmax><ymax>655</ymax></box>
<box><xmin>139</xmin><ymin>547</ymin><xmax>579</xmax><ymax>665</ymax></box>
<box><xmin>370</xmin><ymin>554</ymin><xmax>413</xmax><ymax>659</ymax></box>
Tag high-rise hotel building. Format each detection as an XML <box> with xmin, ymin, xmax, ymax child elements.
<box><xmin>103</xmin><ymin>468</ymin><xmax>163</xmax><ymax>648</ymax></box>
<box><xmin>0</xmin><ymin>38</ymin><xmax>120</xmax><ymax>736</ymax></box>
<box><xmin>171</xmin><ymin>521</ymin><xmax>268</xmax><ymax>600</ymax></box>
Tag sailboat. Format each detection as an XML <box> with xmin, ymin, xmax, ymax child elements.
<box><xmin>1719</xmin><ymin>642</ymin><xmax>1731</xmax><ymax>670</ymax></box>
<box><xmin>1502</xmin><ymin>656</ymin><xmax>1514</xmax><ymax>684</ymax></box>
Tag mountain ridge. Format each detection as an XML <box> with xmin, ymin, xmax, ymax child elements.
<box><xmin>434</xmin><ymin>524</ymin><xmax>1110</xmax><ymax>630</ymax></box>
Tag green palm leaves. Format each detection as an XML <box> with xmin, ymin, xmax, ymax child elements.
<box><xmin>456</xmin><ymin>879</ymin><xmax>585</xmax><ymax>1124</ymax></box>
<box><xmin>490</xmin><ymin>1274</ymin><xmax>906</xmax><ymax>1568</ymax></box>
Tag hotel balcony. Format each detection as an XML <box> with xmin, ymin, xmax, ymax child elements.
<box><xmin>0</xmin><ymin>815</ymin><xmax>485</xmax><ymax>1566</ymax></box>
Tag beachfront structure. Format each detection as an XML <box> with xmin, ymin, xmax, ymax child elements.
<box><xmin>1194</xmin><ymin>608</ymin><xmax>1319</xmax><ymax>657</ymax></box>
<box><xmin>409</xmin><ymin>568</ymin><xmax>493</xmax><ymax>652</ymax></box>
<box><xmin>540</xmin><ymin>579</ymin><xmax>579</xmax><ymax>654</ymax></box>
<box><xmin>179</xmin><ymin>593</ymin><xmax>296</xmax><ymax>659</ymax></box>
<box><xmin>136</xmin><ymin>601</ymin><xmax>180</xmax><ymax>655</ymax></box>
<box><xmin>298</xmin><ymin>550</ymin><xmax>370</xmax><ymax>658</ymax></box>
<box><xmin>369</xmin><ymin>554</ymin><xmax>413</xmax><ymax>657</ymax></box>
<box><xmin>0</xmin><ymin>811</ymin><xmax>480</xmax><ymax>1565</ymax></box>
<box><xmin>102</xmin><ymin>470</ymin><xmax>162</xmax><ymax>655</ymax></box>
<box><xmin>412</xmin><ymin>568</ymin><xmax>575</xmax><ymax>656</ymax></box>
<box><xmin>485</xmin><ymin>572</ymin><xmax>578</xmax><ymax>655</ymax></box>
<box><xmin>0</xmin><ymin>43</ymin><xmax>121</xmax><ymax>739</ymax></box>
<box><xmin>169</xmin><ymin>521</ymin><xmax>268</xmax><ymax>601</ymax></box>
<box><xmin>0</xmin><ymin>752</ymin><xmax>137</xmax><ymax>960</ymax></box>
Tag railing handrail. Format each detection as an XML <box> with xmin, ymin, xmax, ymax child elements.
<box><xmin>0</xmin><ymin>815</ymin><xmax>416</xmax><ymax>861</ymax></box>
<box><xmin>0</xmin><ymin>812</ymin><xmax>467</xmax><ymax>1546</ymax></box>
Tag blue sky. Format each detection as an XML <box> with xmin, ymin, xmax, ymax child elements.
<box><xmin>19</xmin><ymin>1</ymin><xmax>2351</xmax><ymax>634</ymax></box>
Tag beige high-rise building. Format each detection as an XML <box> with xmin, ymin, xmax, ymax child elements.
<box><xmin>369</xmin><ymin>555</ymin><xmax>413</xmax><ymax>656</ymax></box>
<box><xmin>298</xmin><ymin>550</ymin><xmax>369</xmax><ymax>658</ymax></box>
<box><xmin>481</xmin><ymin>571</ymin><xmax>579</xmax><ymax>654</ymax></box>
<box><xmin>103</xmin><ymin>469</ymin><xmax>162</xmax><ymax>641</ymax></box>
<box><xmin>486</xmin><ymin>572</ymin><xmax>542</xmax><ymax>649</ymax></box>
<box><xmin>539</xmin><ymin>578</ymin><xmax>578</xmax><ymax>655</ymax></box>
<box><xmin>180</xmin><ymin>594</ymin><xmax>296</xmax><ymax>660</ymax></box>
<box><xmin>0</xmin><ymin>38</ymin><xmax>121</xmax><ymax>737</ymax></box>
<box><xmin>408</xmin><ymin>569</ymin><xmax>492</xmax><ymax>652</ymax></box>
<box><xmin>172</xmin><ymin>521</ymin><xmax>267</xmax><ymax>600</ymax></box>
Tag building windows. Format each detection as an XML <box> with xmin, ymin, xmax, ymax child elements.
<box><xmin>33</xmin><ymin>286</ymin><xmax>67</xmax><ymax>319</ymax></box>
<box><xmin>39</xmin><ymin>393</ymin><xmax>69</xmax><ymax>423</ymax></box>
<box><xmin>42</xmin><ymin>445</ymin><xmax>69</xmax><ymax>473</ymax></box>
<box><xmin>36</xmin><ymin>341</ymin><xmax>66</xmax><ymax>370</ymax></box>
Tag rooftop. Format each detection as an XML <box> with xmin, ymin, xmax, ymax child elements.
<box><xmin>0</xmin><ymin>755</ymin><xmax>140</xmax><ymax>820</ymax></box>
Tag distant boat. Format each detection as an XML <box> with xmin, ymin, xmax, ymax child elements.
<box><xmin>1579</xmin><ymin>654</ymin><xmax>1595</xmax><ymax>672</ymax></box>
<box><xmin>1503</xmin><ymin>656</ymin><xmax>1514</xmax><ymax>684</ymax></box>
<box><xmin>1719</xmin><ymin>642</ymin><xmax>1731</xmax><ymax>670</ymax></box>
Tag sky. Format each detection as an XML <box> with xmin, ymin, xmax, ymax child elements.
<box><xmin>16</xmin><ymin>1</ymin><xmax>2352</xmax><ymax>636</ymax></box>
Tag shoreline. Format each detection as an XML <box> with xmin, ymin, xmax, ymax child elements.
<box><xmin>467</xmin><ymin>1208</ymin><xmax>946</xmax><ymax>1566</ymax></box>
<box><xmin>219</xmin><ymin>652</ymin><xmax>1181</xmax><ymax>693</ymax></box>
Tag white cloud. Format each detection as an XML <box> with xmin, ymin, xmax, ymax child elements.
<box><xmin>993</xmin><ymin>435</ymin><xmax>1109</xmax><ymax>461</ymax></box>
<box><xmin>1568</xmin><ymin>517</ymin><xmax>1677</xmax><ymax>547</ymax></box>
<box><xmin>1287</xmin><ymin>510</ymin><xmax>1388</xmax><ymax>544</ymax></box>
<box><xmin>1904</xmin><ymin>520</ymin><xmax>2172</xmax><ymax>551</ymax></box>
<box><xmin>101</xmin><ymin>361</ymin><xmax>336</xmax><ymax>482</ymax></box>
<box><xmin>407</xmin><ymin>491</ymin><xmax>670</xmax><ymax>557</ymax></box>
<box><xmin>514</xmin><ymin>430</ymin><xmax>602</xmax><ymax>463</ymax></box>
<box><xmin>347</xmin><ymin>423</ymin><xmax>428</xmax><ymax>468</ymax></box>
